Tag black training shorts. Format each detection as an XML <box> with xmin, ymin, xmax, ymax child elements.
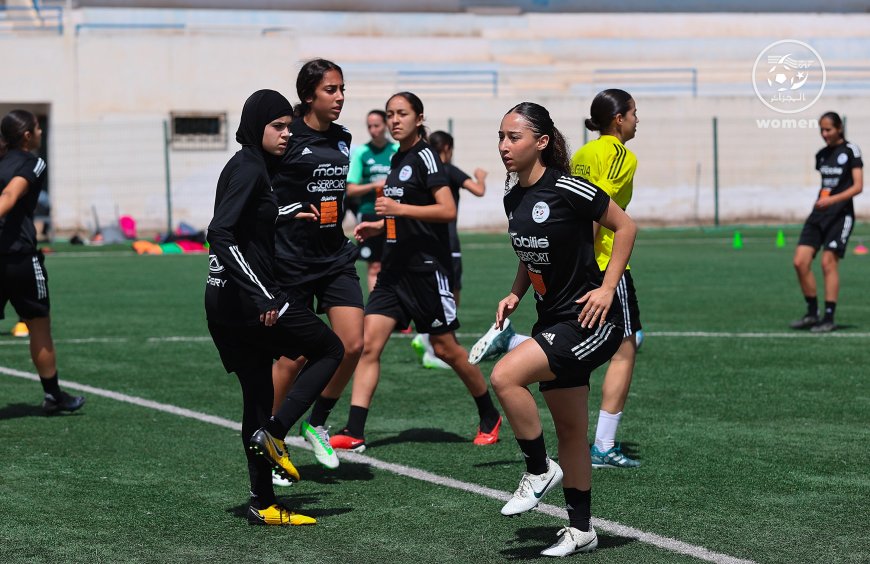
<box><xmin>613</xmin><ymin>270</ymin><xmax>642</xmax><ymax>338</ymax></box>
<box><xmin>275</xmin><ymin>260</ymin><xmax>363</xmax><ymax>314</ymax></box>
<box><xmin>0</xmin><ymin>252</ymin><xmax>50</xmax><ymax>320</ymax></box>
<box><xmin>365</xmin><ymin>267</ymin><xmax>459</xmax><ymax>335</ymax></box>
<box><xmin>532</xmin><ymin>319</ymin><xmax>623</xmax><ymax>392</ymax></box>
<box><xmin>798</xmin><ymin>213</ymin><xmax>854</xmax><ymax>259</ymax></box>
<box><xmin>451</xmin><ymin>255</ymin><xmax>463</xmax><ymax>291</ymax></box>
<box><xmin>207</xmin><ymin>298</ymin><xmax>341</xmax><ymax>374</ymax></box>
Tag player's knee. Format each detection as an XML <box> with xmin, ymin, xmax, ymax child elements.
<box><xmin>489</xmin><ymin>363</ymin><xmax>511</xmax><ymax>396</ymax></box>
<box><xmin>793</xmin><ymin>255</ymin><xmax>809</xmax><ymax>271</ymax></box>
<box><xmin>431</xmin><ymin>338</ymin><xmax>460</xmax><ymax>364</ymax></box>
<box><xmin>821</xmin><ymin>252</ymin><xmax>839</xmax><ymax>272</ymax></box>
<box><xmin>342</xmin><ymin>335</ymin><xmax>364</xmax><ymax>359</ymax></box>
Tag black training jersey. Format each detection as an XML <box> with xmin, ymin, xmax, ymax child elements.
<box><xmin>205</xmin><ymin>148</ymin><xmax>287</xmax><ymax>326</ymax></box>
<box><xmin>0</xmin><ymin>149</ymin><xmax>46</xmax><ymax>255</ymax></box>
<box><xmin>272</xmin><ymin>119</ymin><xmax>356</xmax><ymax>274</ymax></box>
<box><xmin>381</xmin><ymin>139</ymin><xmax>452</xmax><ymax>272</ymax></box>
<box><xmin>443</xmin><ymin>163</ymin><xmax>471</xmax><ymax>256</ymax></box>
<box><xmin>504</xmin><ymin>168</ymin><xmax>612</xmax><ymax>325</ymax></box>
<box><xmin>811</xmin><ymin>141</ymin><xmax>863</xmax><ymax>218</ymax></box>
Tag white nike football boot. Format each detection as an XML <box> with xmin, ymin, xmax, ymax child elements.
<box><xmin>540</xmin><ymin>525</ymin><xmax>598</xmax><ymax>557</ymax></box>
<box><xmin>500</xmin><ymin>458</ymin><xmax>563</xmax><ymax>516</ymax></box>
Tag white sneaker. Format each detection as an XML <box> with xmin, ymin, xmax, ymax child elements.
<box><xmin>500</xmin><ymin>458</ymin><xmax>563</xmax><ymax>516</ymax></box>
<box><xmin>299</xmin><ymin>421</ymin><xmax>340</xmax><ymax>469</ymax></box>
<box><xmin>468</xmin><ymin>319</ymin><xmax>515</xmax><ymax>365</ymax></box>
<box><xmin>272</xmin><ymin>471</ymin><xmax>294</xmax><ymax>487</ymax></box>
<box><xmin>540</xmin><ymin>526</ymin><xmax>598</xmax><ymax>557</ymax></box>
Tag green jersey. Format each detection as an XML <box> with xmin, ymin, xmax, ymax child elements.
<box><xmin>347</xmin><ymin>141</ymin><xmax>398</xmax><ymax>215</ymax></box>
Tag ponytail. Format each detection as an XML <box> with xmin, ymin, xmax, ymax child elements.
<box><xmin>586</xmin><ymin>89</ymin><xmax>633</xmax><ymax>133</ymax></box>
<box><xmin>387</xmin><ymin>91</ymin><xmax>428</xmax><ymax>141</ymax></box>
<box><xmin>505</xmin><ymin>102</ymin><xmax>570</xmax><ymax>173</ymax></box>
<box><xmin>429</xmin><ymin>130</ymin><xmax>454</xmax><ymax>155</ymax></box>
<box><xmin>0</xmin><ymin>109</ymin><xmax>38</xmax><ymax>158</ymax></box>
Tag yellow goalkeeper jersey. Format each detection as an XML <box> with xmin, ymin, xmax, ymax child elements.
<box><xmin>570</xmin><ymin>134</ymin><xmax>637</xmax><ymax>271</ymax></box>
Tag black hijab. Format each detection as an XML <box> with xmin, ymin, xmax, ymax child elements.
<box><xmin>236</xmin><ymin>89</ymin><xmax>293</xmax><ymax>171</ymax></box>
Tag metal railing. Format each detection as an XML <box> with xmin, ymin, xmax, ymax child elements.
<box><xmin>0</xmin><ymin>3</ymin><xmax>62</xmax><ymax>35</ymax></box>
<box><xmin>592</xmin><ymin>67</ymin><xmax>698</xmax><ymax>98</ymax></box>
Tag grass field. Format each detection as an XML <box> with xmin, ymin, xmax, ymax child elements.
<box><xmin>1</xmin><ymin>225</ymin><xmax>869</xmax><ymax>563</ymax></box>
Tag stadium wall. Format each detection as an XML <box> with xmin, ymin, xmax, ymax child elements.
<box><xmin>2</xmin><ymin>9</ymin><xmax>869</xmax><ymax>234</ymax></box>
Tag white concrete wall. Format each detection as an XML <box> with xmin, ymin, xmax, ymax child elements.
<box><xmin>1</xmin><ymin>8</ymin><xmax>868</xmax><ymax>233</ymax></box>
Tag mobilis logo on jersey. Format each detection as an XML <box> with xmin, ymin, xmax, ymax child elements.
<box><xmin>383</xmin><ymin>186</ymin><xmax>404</xmax><ymax>199</ymax></box>
<box><xmin>308</xmin><ymin>163</ymin><xmax>348</xmax><ymax>193</ymax></box>
<box><xmin>510</xmin><ymin>233</ymin><xmax>550</xmax><ymax>264</ymax></box>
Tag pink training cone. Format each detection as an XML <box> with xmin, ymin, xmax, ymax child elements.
<box><xmin>854</xmin><ymin>244</ymin><xmax>868</xmax><ymax>255</ymax></box>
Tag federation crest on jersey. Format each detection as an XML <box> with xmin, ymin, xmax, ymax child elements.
<box><xmin>399</xmin><ymin>165</ymin><xmax>413</xmax><ymax>181</ymax></box>
<box><xmin>837</xmin><ymin>152</ymin><xmax>848</xmax><ymax>165</ymax></box>
<box><xmin>532</xmin><ymin>201</ymin><xmax>550</xmax><ymax>223</ymax></box>
<box><xmin>208</xmin><ymin>254</ymin><xmax>225</xmax><ymax>273</ymax></box>
<box><xmin>338</xmin><ymin>141</ymin><xmax>349</xmax><ymax>157</ymax></box>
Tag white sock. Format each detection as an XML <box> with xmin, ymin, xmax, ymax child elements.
<box><xmin>508</xmin><ymin>334</ymin><xmax>530</xmax><ymax>351</ymax></box>
<box><xmin>594</xmin><ymin>410</ymin><xmax>622</xmax><ymax>452</ymax></box>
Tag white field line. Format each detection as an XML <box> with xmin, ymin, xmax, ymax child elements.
<box><xmin>0</xmin><ymin>364</ymin><xmax>754</xmax><ymax>564</ymax></box>
<box><xmin>2</xmin><ymin>330</ymin><xmax>864</xmax><ymax>348</ymax></box>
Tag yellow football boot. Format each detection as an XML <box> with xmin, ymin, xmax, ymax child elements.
<box><xmin>249</xmin><ymin>428</ymin><xmax>300</xmax><ymax>483</ymax></box>
<box><xmin>247</xmin><ymin>504</ymin><xmax>316</xmax><ymax>526</ymax></box>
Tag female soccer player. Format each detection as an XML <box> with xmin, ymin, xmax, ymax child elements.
<box><xmin>490</xmin><ymin>102</ymin><xmax>636</xmax><ymax>556</ymax></box>
<box><xmin>469</xmin><ymin>92</ymin><xmax>643</xmax><ymax>468</ymax></box>
<box><xmin>791</xmin><ymin>111</ymin><xmax>863</xmax><ymax>332</ymax></box>
<box><xmin>329</xmin><ymin>92</ymin><xmax>501</xmax><ymax>452</ymax></box>
<box><xmin>411</xmin><ymin>130</ymin><xmax>487</xmax><ymax>369</ymax></box>
<box><xmin>271</xmin><ymin>59</ymin><xmax>364</xmax><ymax>470</ymax></box>
<box><xmin>206</xmin><ymin>90</ymin><xmax>344</xmax><ymax>525</ymax></box>
<box><xmin>346</xmin><ymin>109</ymin><xmax>398</xmax><ymax>292</ymax></box>
<box><xmin>571</xmin><ymin>89</ymin><xmax>642</xmax><ymax>468</ymax></box>
<box><xmin>0</xmin><ymin>109</ymin><xmax>85</xmax><ymax>415</ymax></box>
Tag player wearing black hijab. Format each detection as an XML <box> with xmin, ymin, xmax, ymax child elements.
<box><xmin>0</xmin><ymin>109</ymin><xmax>85</xmax><ymax>414</ymax></box>
<box><xmin>206</xmin><ymin>89</ymin><xmax>344</xmax><ymax>526</ymax></box>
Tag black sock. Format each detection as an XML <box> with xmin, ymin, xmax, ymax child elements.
<box><xmin>249</xmin><ymin>490</ymin><xmax>275</xmax><ymax>511</ymax></box>
<box><xmin>264</xmin><ymin>415</ymin><xmax>286</xmax><ymax>439</ymax></box>
<box><xmin>824</xmin><ymin>301</ymin><xmax>836</xmax><ymax>322</ymax></box>
<box><xmin>345</xmin><ymin>405</ymin><xmax>369</xmax><ymax>438</ymax></box>
<box><xmin>39</xmin><ymin>372</ymin><xmax>61</xmax><ymax>398</ymax></box>
<box><xmin>564</xmin><ymin>488</ymin><xmax>591</xmax><ymax>532</ymax></box>
<box><xmin>473</xmin><ymin>391</ymin><xmax>500</xmax><ymax>433</ymax></box>
<box><xmin>308</xmin><ymin>395</ymin><xmax>339</xmax><ymax>428</ymax></box>
<box><xmin>805</xmin><ymin>296</ymin><xmax>818</xmax><ymax>317</ymax></box>
<box><xmin>516</xmin><ymin>433</ymin><xmax>548</xmax><ymax>475</ymax></box>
